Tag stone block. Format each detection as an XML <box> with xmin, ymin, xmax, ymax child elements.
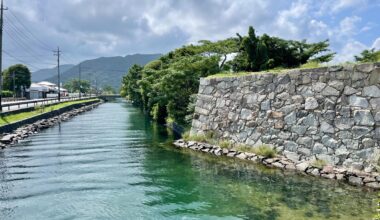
<box><xmin>342</xmin><ymin>139</ymin><xmax>359</xmax><ymax>150</ymax></box>
<box><xmin>328</xmin><ymin>80</ymin><xmax>345</xmax><ymax>91</ymax></box>
<box><xmin>343</xmin><ymin>86</ymin><xmax>358</xmax><ymax>95</ymax></box>
<box><xmin>305</xmin><ymin>97</ymin><xmax>319</xmax><ymax>110</ymax></box>
<box><xmin>284</xmin><ymin>141</ymin><xmax>298</xmax><ymax>151</ymax></box>
<box><xmin>284</xmin><ymin>112</ymin><xmax>297</xmax><ymax>125</ymax></box>
<box><xmin>353</xmin><ymin>110</ymin><xmax>375</xmax><ymax>126</ymax></box>
<box><xmin>320</xmin><ymin>121</ymin><xmax>334</xmax><ymax>133</ymax></box>
<box><xmin>349</xmin><ymin>95</ymin><xmax>369</xmax><ymax>108</ymax></box>
<box><xmin>322</xmin><ymin>86</ymin><xmax>340</xmax><ymax>96</ymax></box>
<box><xmin>370</xmin><ymin>98</ymin><xmax>380</xmax><ymax>109</ymax></box>
<box><xmin>296</xmin><ymin>162</ymin><xmax>309</xmax><ymax>172</ymax></box>
<box><xmin>321</xmin><ymin>135</ymin><xmax>339</xmax><ymax>149</ymax></box>
<box><xmin>283</xmin><ymin>150</ymin><xmax>300</xmax><ymax>162</ymax></box>
<box><xmin>369</xmin><ymin>68</ymin><xmax>380</xmax><ymax>85</ymax></box>
<box><xmin>352</xmin><ymin>126</ymin><xmax>372</xmax><ymax>139</ymax></box>
<box><xmin>362</xmin><ymin>85</ymin><xmax>380</xmax><ymax>97</ymax></box>
<box><xmin>313</xmin><ymin>143</ymin><xmax>328</xmax><ymax>154</ymax></box>
<box><xmin>334</xmin><ymin>117</ymin><xmax>355</xmax><ymax>130</ymax></box>
<box><xmin>297</xmin><ymin>137</ymin><xmax>313</xmax><ymax>146</ymax></box>
<box><xmin>313</xmin><ymin>82</ymin><xmax>327</xmax><ymax>92</ymax></box>
<box><xmin>291</xmin><ymin>125</ymin><xmax>308</xmax><ymax>135</ymax></box>
<box><xmin>348</xmin><ymin>176</ymin><xmax>363</xmax><ymax>186</ymax></box>
<box><xmin>356</xmin><ymin>63</ymin><xmax>374</xmax><ymax>73</ymax></box>
<box><xmin>261</xmin><ymin>100</ymin><xmax>271</xmax><ymax>110</ymax></box>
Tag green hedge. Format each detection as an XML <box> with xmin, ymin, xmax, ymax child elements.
<box><xmin>2</xmin><ymin>90</ymin><xmax>14</xmax><ymax>97</ymax></box>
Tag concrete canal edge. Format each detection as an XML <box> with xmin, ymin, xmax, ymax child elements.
<box><xmin>174</xmin><ymin>139</ymin><xmax>380</xmax><ymax>190</ymax></box>
<box><xmin>0</xmin><ymin>99</ymin><xmax>102</xmax><ymax>147</ymax></box>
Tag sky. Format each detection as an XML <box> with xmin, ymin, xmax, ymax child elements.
<box><xmin>2</xmin><ymin>0</ymin><xmax>380</xmax><ymax>71</ymax></box>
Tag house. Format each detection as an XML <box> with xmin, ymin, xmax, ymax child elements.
<box><xmin>28</xmin><ymin>83</ymin><xmax>50</xmax><ymax>99</ymax></box>
<box><xmin>27</xmin><ymin>81</ymin><xmax>68</xmax><ymax>99</ymax></box>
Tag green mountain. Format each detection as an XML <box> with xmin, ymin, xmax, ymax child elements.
<box><xmin>40</xmin><ymin>54</ymin><xmax>161</xmax><ymax>90</ymax></box>
<box><xmin>32</xmin><ymin>64</ymin><xmax>75</xmax><ymax>82</ymax></box>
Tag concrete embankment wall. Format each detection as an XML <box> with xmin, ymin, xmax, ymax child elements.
<box><xmin>191</xmin><ymin>63</ymin><xmax>380</xmax><ymax>171</ymax></box>
<box><xmin>0</xmin><ymin>99</ymin><xmax>101</xmax><ymax>134</ymax></box>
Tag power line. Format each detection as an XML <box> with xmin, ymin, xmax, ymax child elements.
<box><xmin>4</xmin><ymin>29</ymin><xmax>53</xmax><ymax>65</ymax></box>
<box><xmin>2</xmin><ymin>13</ymin><xmax>55</xmax><ymax>70</ymax></box>
<box><xmin>8</xmin><ymin>10</ymin><xmax>52</xmax><ymax>51</ymax></box>
<box><xmin>3</xmin><ymin>49</ymin><xmax>49</xmax><ymax>70</ymax></box>
<box><xmin>4</xmin><ymin>18</ymin><xmax>52</xmax><ymax>61</ymax></box>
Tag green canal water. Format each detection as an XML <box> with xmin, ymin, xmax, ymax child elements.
<box><xmin>0</xmin><ymin>101</ymin><xmax>377</xmax><ymax>219</ymax></box>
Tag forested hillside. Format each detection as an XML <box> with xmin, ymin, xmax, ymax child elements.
<box><xmin>34</xmin><ymin>54</ymin><xmax>161</xmax><ymax>90</ymax></box>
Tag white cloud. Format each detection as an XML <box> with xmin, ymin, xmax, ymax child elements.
<box><xmin>2</xmin><ymin>0</ymin><xmax>379</xmax><ymax>71</ymax></box>
<box><xmin>333</xmin><ymin>40</ymin><xmax>367</xmax><ymax>63</ymax></box>
<box><xmin>332</xmin><ymin>0</ymin><xmax>368</xmax><ymax>12</ymax></box>
<box><xmin>372</xmin><ymin>38</ymin><xmax>380</xmax><ymax>50</ymax></box>
<box><xmin>339</xmin><ymin>16</ymin><xmax>362</xmax><ymax>37</ymax></box>
<box><xmin>274</xmin><ymin>0</ymin><xmax>309</xmax><ymax>39</ymax></box>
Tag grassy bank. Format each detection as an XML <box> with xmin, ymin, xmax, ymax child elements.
<box><xmin>205</xmin><ymin>61</ymin><xmax>378</xmax><ymax>79</ymax></box>
<box><xmin>0</xmin><ymin>98</ymin><xmax>99</xmax><ymax>126</ymax></box>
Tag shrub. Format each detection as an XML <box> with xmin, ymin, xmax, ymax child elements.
<box><xmin>189</xmin><ymin>134</ymin><xmax>208</xmax><ymax>143</ymax></box>
<box><xmin>311</xmin><ymin>159</ymin><xmax>327</xmax><ymax>169</ymax></box>
<box><xmin>182</xmin><ymin>131</ymin><xmax>191</xmax><ymax>142</ymax></box>
<box><xmin>181</xmin><ymin>131</ymin><xmax>216</xmax><ymax>144</ymax></box>
<box><xmin>252</xmin><ymin>145</ymin><xmax>277</xmax><ymax>158</ymax></box>
<box><xmin>205</xmin><ymin>131</ymin><xmax>215</xmax><ymax>140</ymax></box>
<box><xmin>2</xmin><ymin>90</ymin><xmax>13</xmax><ymax>97</ymax></box>
<box><xmin>235</xmin><ymin>144</ymin><xmax>256</xmax><ymax>153</ymax></box>
<box><xmin>218</xmin><ymin>139</ymin><xmax>232</xmax><ymax>149</ymax></box>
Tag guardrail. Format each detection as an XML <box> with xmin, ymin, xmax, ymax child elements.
<box><xmin>1</xmin><ymin>96</ymin><xmax>96</xmax><ymax>112</ymax></box>
<box><xmin>2</xmin><ymin>97</ymin><xmax>27</xmax><ymax>102</ymax></box>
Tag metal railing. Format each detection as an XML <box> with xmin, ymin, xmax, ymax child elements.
<box><xmin>1</xmin><ymin>95</ymin><xmax>96</xmax><ymax>112</ymax></box>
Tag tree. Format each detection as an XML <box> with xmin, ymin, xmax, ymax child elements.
<box><xmin>121</xmin><ymin>64</ymin><xmax>143</xmax><ymax>106</ymax></box>
<box><xmin>355</xmin><ymin>48</ymin><xmax>380</xmax><ymax>62</ymax></box>
<box><xmin>198</xmin><ymin>38</ymin><xmax>239</xmax><ymax>69</ymax></box>
<box><xmin>64</xmin><ymin>79</ymin><xmax>90</xmax><ymax>93</ymax></box>
<box><xmin>232</xmin><ymin>26</ymin><xmax>335</xmax><ymax>71</ymax></box>
<box><xmin>102</xmin><ymin>85</ymin><xmax>115</xmax><ymax>95</ymax></box>
<box><xmin>2</xmin><ymin>64</ymin><xmax>31</xmax><ymax>97</ymax></box>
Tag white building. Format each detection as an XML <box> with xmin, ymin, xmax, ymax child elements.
<box><xmin>27</xmin><ymin>81</ymin><xmax>68</xmax><ymax>99</ymax></box>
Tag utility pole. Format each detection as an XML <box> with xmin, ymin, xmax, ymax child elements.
<box><xmin>53</xmin><ymin>47</ymin><xmax>61</xmax><ymax>102</ymax></box>
<box><xmin>95</xmin><ymin>78</ymin><xmax>97</xmax><ymax>96</ymax></box>
<box><xmin>89</xmin><ymin>72</ymin><xmax>92</xmax><ymax>97</ymax></box>
<box><xmin>78</xmin><ymin>63</ymin><xmax>81</xmax><ymax>99</ymax></box>
<box><xmin>12</xmin><ymin>71</ymin><xmax>15</xmax><ymax>98</ymax></box>
<box><xmin>0</xmin><ymin>0</ymin><xmax>8</xmax><ymax>111</ymax></box>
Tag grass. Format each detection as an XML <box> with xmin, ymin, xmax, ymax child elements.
<box><xmin>206</xmin><ymin>61</ymin><xmax>333</xmax><ymax>79</ymax></box>
<box><xmin>181</xmin><ymin>130</ymin><xmax>277</xmax><ymax>158</ymax></box>
<box><xmin>218</xmin><ymin>139</ymin><xmax>232</xmax><ymax>149</ymax></box>
<box><xmin>182</xmin><ymin>132</ymin><xmax>212</xmax><ymax>143</ymax></box>
<box><xmin>235</xmin><ymin>144</ymin><xmax>277</xmax><ymax>158</ymax></box>
<box><xmin>0</xmin><ymin>98</ymin><xmax>99</xmax><ymax>126</ymax></box>
<box><xmin>182</xmin><ymin>131</ymin><xmax>220</xmax><ymax>145</ymax></box>
<box><xmin>310</xmin><ymin>159</ymin><xmax>327</xmax><ymax>169</ymax></box>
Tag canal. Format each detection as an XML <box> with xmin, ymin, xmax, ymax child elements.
<box><xmin>0</xmin><ymin>101</ymin><xmax>377</xmax><ymax>219</ymax></box>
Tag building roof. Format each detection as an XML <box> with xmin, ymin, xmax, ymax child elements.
<box><xmin>37</xmin><ymin>81</ymin><xmax>56</xmax><ymax>87</ymax></box>
<box><xmin>29</xmin><ymin>83</ymin><xmax>50</xmax><ymax>92</ymax></box>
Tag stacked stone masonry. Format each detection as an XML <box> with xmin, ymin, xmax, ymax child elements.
<box><xmin>191</xmin><ymin>63</ymin><xmax>380</xmax><ymax>172</ymax></box>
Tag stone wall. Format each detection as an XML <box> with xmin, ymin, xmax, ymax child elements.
<box><xmin>190</xmin><ymin>63</ymin><xmax>380</xmax><ymax>171</ymax></box>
